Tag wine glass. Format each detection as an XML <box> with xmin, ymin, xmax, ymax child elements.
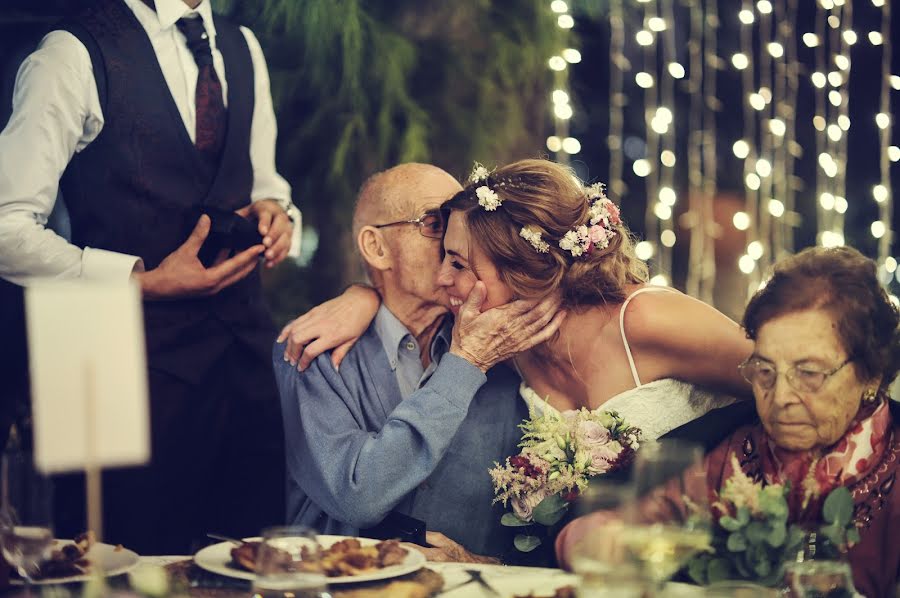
<box><xmin>568</xmin><ymin>479</ymin><xmax>646</xmax><ymax>598</ymax></box>
<box><xmin>620</xmin><ymin>439</ymin><xmax>712</xmax><ymax>593</ymax></box>
<box><xmin>0</xmin><ymin>448</ymin><xmax>54</xmax><ymax>594</ymax></box>
<box><xmin>251</xmin><ymin>526</ymin><xmax>329</xmax><ymax>598</ymax></box>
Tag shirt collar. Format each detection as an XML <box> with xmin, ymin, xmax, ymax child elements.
<box><xmin>373</xmin><ymin>305</ymin><xmax>450</xmax><ymax>371</ymax></box>
<box><xmin>134</xmin><ymin>0</ymin><xmax>218</xmax><ymax>39</ymax></box>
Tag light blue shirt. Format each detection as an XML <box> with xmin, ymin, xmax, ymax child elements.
<box><xmin>373</xmin><ymin>305</ymin><xmax>449</xmax><ymax>399</ymax></box>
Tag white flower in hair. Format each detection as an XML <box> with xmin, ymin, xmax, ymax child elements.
<box><xmin>559</xmin><ymin>226</ymin><xmax>590</xmax><ymax>257</ymax></box>
<box><xmin>470</xmin><ymin>163</ymin><xmax>490</xmax><ymax>183</ymax></box>
<box><xmin>476</xmin><ymin>186</ymin><xmax>502</xmax><ymax>211</ymax></box>
<box><xmin>520</xmin><ymin>226</ymin><xmax>550</xmax><ymax>253</ymax></box>
<box><xmin>586</xmin><ymin>182</ymin><xmax>606</xmax><ymax>200</ymax></box>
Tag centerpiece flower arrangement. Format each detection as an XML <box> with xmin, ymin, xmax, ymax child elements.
<box><xmin>686</xmin><ymin>455</ymin><xmax>859</xmax><ymax>586</ymax></box>
<box><xmin>489</xmin><ymin>406</ymin><xmax>641</xmax><ymax>553</ymax></box>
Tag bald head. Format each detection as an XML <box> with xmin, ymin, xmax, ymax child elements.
<box><xmin>352</xmin><ymin>163</ymin><xmax>462</xmax><ymax>241</ymax></box>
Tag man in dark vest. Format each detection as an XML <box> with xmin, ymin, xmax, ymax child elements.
<box><xmin>0</xmin><ymin>0</ymin><xmax>297</xmax><ymax>554</ymax></box>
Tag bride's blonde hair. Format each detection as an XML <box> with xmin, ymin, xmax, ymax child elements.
<box><xmin>443</xmin><ymin>159</ymin><xmax>648</xmax><ymax>308</ymax></box>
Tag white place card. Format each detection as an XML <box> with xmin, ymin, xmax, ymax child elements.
<box><xmin>25</xmin><ymin>281</ymin><xmax>150</xmax><ymax>473</ymax></box>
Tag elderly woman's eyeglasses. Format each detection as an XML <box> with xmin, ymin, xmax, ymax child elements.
<box><xmin>738</xmin><ymin>357</ymin><xmax>854</xmax><ymax>393</ymax></box>
<box><xmin>373</xmin><ymin>209</ymin><xmax>447</xmax><ymax>239</ymax></box>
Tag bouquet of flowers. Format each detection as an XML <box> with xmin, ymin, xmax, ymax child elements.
<box><xmin>686</xmin><ymin>455</ymin><xmax>859</xmax><ymax>586</ymax></box>
<box><xmin>489</xmin><ymin>405</ymin><xmax>641</xmax><ymax>553</ymax></box>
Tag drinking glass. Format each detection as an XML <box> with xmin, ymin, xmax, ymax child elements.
<box><xmin>251</xmin><ymin>526</ymin><xmax>329</xmax><ymax>598</ymax></box>
<box><xmin>0</xmin><ymin>448</ymin><xmax>54</xmax><ymax>594</ymax></box>
<box><xmin>620</xmin><ymin>440</ymin><xmax>712</xmax><ymax>593</ymax></box>
<box><xmin>784</xmin><ymin>531</ymin><xmax>858</xmax><ymax>598</ymax></box>
<box><xmin>569</xmin><ymin>479</ymin><xmax>646</xmax><ymax>598</ymax></box>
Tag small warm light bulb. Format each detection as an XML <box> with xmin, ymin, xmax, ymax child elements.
<box><xmin>767</xmin><ymin>42</ymin><xmax>784</xmax><ymax>58</ymax></box>
<box><xmin>550</xmin><ymin>0</ymin><xmax>568</xmax><ymax>13</ymax></box>
<box><xmin>871</xmin><ymin>221</ymin><xmax>887</xmax><ymax>239</ymax></box>
<box><xmin>872</xmin><ymin>0</ymin><xmax>885</xmax><ymax>6</ymax></box>
<box><xmin>834</xmin><ymin>55</ymin><xmax>850</xmax><ymax>71</ymax></box>
<box><xmin>876</xmin><ymin>113</ymin><xmax>890</xmax><ymax>129</ymax></box>
<box><xmin>546</xmin><ymin>136</ymin><xmax>563</xmax><ymax>152</ymax></box>
<box><xmin>635</xmin><ymin>241</ymin><xmax>654</xmax><ymax>260</ymax></box>
<box><xmin>813</xmin><ymin>115</ymin><xmax>827</xmax><ymax>131</ymax></box>
<box><xmin>768</xmin><ymin>199</ymin><xmax>785</xmax><ymax>218</ymax></box>
<box><xmin>821</xmin><ymin>231</ymin><xmax>845</xmax><ymax>247</ymax></box>
<box><xmin>819</xmin><ymin>192</ymin><xmax>835</xmax><ymax>210</ymax></box>
<box><xmin>828</xmin><ymin>15</ymin><xmax>840</xmax><ymax>29</ymax></box>
<box><xmin>554</xmin><ymin>103</ymin><xmax>573</xmax><ymax>120</ymax></box>
<box><xmin>811</xmin><ymin>72</ymin><xmax>827</xmax><ymax>88</ymax></box>
<box><xmin>562</xmin><ymin>49</ymin><xmax>582</xmax><ymax>63</ymax></box>
<box><xmin>756</xmin><ymin>158</ymin><xmax>772</xmax><ymax>178</ymax></box>
<box><xmin>838</xmin><ymin>115</ymin><xmax>851</xmax><ymax>130</ymax></box>
<box><xmin>757</xmin><ymin>0</ymin><xmax>773</xmax><ymax>14</ymax></box>
<box><xmin>635</xmin><ymin>72</ymin><xmax>654</xmax><ymax>88</ymax></box>
<box><xmin>834</xmin><ymin>196</ymin><xmax>848</xmax><ymax>214</ymax></box>
<box><xmin>739</xmin><ymin>10</ymin><xmax>755</xmax><ymax>25</ymax></box>
<box><xmin>828</xmin><ymin>90</ymin><xmax>842</xmax><ymax>107</ymax></box>
<box><xmin>650</xmin><ymin>118</ymin><xmax>669</xmax><ymax>135</ymax></box>
<box><xmin>820</xmin><ymin>0</ymin><xmax>835</xmax><ymax>11</ymax></box>
<box><xmin>654</xmin><ymin>203</ymin><xmax>672</xmax><ymax>220</ymax></box>
<box><xmin>633</xmin><ymin>159</ymin><xmax>651</xmax><ymax>177</ymax></box>
<box><xmin>561</xmin><ymin>137</ymin><xmax>581</xmax><ymax>154</ymax></box>
<box><xmin>733</xmin><ymin>212</ymin><xmax>751</xmax><ymax>230</ymax></box>
<box><xmin>827</xmin><ymin>124</ymin><xmax>842</xmax><ymax>141</ymax></box>
<box><xmin>749</xmin><ymin>93</ymin><xmax>766</xmax><ymax>111</ymax></box>
<box><xmin>803</xmin><ymin>33</ymin><xmax>819</xmax><ymax>47</ymax></box>
<box><xmin>552</xmin><ymin>90</ymin><xmax>570</xmax><ymax>105</ymax></box>
<box><xmin>886</xmin><ymin>257</ymin><xmax>898</xmax><ymax>273</ymax></box>
<box><xmin>733</xmin><ymin>140</ymin><xmax>750</xmax><ymax>159</ymax></box>
<box><xmin>768</xmin><ymin>119</ymin><xmax>786</xmax><ymax>137</ymax></box>
<box><xmin>869</xmin><ymin>31</ymin><xmax>883</xmax><ymax>45</ymax></box>
<box><xmin>738</xmin><ymin>255</ymin><xmax>756</xmax><ymax>274</ymax></box>
<box><xmin>827</xmin><ymin>71</ymin><xmax>843</xmax><ymax>87</ymax></box>
<box><xmin>656</xmin><ymin>107</ymin><xmax>673</xmax><ymax>124</ymax></box>
<box><xmin>648</xmin><ymin>17</ymin><xmax>666</xmax><ymax>32</ymax></box>
<box><xmin>891</xmin><ymin>76</ymin><xmax>900</xmax><ymax>91</ymax></box>
<box><xmin>732</xmin><ymin>53</ymin><xmax>749</xmax><ymax>70</ymax></box>
<box><xmin>660</xmin><ymin>150</ymin><xmax>676</xmax><ymax>167</ymax></box>
<box><xmin>557</xmin><ymin>15</ymin><xmax>575</xmax><ymax>29</ymax></box>
<box><xmin>842</xmin><ymin>30</ymin><xmax>858</xmax><ymax>45</ymax></box>
<box><xmin>649</xmin><ymin>274</ymin><xmax>668</xmax><ymax>287</ymax></box>
<box><xmin>746</xmin><ymin>173</ymin><xmax>761</xmax><ymax>190</ymax></box>
<box><xmin>874</xmin><ymin>184</ymin><xmax>889</xmax><ymax>203</ymax></box>
<box><xmin>667</xmin><ymin>63</ymin><xmax>686</xmax><ymax>79</ymax></box>
<box><xmin>636</xmin><ymin>30</ymin><xmax>654</xmax><ymax>46</ymax></box>
<box><xmin>758</xmin><ymin>87</ymin><xmax>772</xmax><ymax>103</ymax></box>
<box><xmin>748</xmin><ymin>241</ymin><xmax>764</xmax><ymax>260</ymax></box>
<box><xmin>549</xmin><ymin>56</ymin><xmax>567</xmax><ymax>71</ymax></box>
<box><xmin>660</xmin><ymin>230</ymin><xmax>676</xmax><ymax>247</ymax></box>
<box><xmin>889</xmin><ymin>146</ymin><xmax>900</xmax><ymax>162</ymax></box>
<box><xmin>659</xmin><ymin>187</ymin><xmax>677</xmax><ymax>206</ymax></box>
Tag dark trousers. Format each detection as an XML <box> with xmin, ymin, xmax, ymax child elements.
<box><xmin>54</xmin><ymin>330</ymin><xmax>285</xmax><ymax>555</ymax></box>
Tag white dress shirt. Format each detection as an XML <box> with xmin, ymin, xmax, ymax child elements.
<box><xmin>0</xmin><ymin>0</ymin><xmax>298</xmax><ymax>285</ymax></box>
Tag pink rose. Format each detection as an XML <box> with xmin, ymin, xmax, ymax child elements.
<box><xmin>588</xmin><ymin>444</ymin><xmax>622</xmax><ymax>474</ymax></box>
<box><xmin>511</xmin><ymin>488</ymin><xmax>550</xmax><ymax>522</ymax></box>
<box><xmin>578</xmin><ymin>420</ymin><xmax>610</xmax><ymax>445</ymax></box>
<box><xmin>588</xmin><ymin>224</ymin><xmax>608</xmax><ymax>245</ymax></box>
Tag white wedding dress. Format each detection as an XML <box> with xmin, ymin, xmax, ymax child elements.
<box><xmin>518</xmin><ymin>286</ymin><xmax>737</xmax><ymax>441</ymax></box>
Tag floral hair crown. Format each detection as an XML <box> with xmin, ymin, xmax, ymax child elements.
<box><xmin>467</xmin><ymin>163</ymin><xmax>621</xmax><ymax>258</ymax></box>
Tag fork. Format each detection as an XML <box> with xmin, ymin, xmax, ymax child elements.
<box><xmin>463</xmin><ymin>568</ymin><xmax>500</xmax><ymax>596</ymax></box>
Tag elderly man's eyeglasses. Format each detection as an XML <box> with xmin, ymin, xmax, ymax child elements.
<box><xmin>373</xmin><ymin>209</ymin><xmax>447</xmax><ymax>239</ymax></box>
<box><xmin>738</xmin><ymin>356</ymin><xmax>854</xmax><ymax>393</ymax></box>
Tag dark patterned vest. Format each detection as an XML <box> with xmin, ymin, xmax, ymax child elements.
<box><xmin>57</xmin><ymin>0</ymin><xmax>274</xmax><ymax>384</ymax></box>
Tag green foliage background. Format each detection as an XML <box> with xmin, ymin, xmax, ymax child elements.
<box><xmin>214</xmin><ymin>0</ymin><xmax>566</xmax><ymax>325</ymax></box>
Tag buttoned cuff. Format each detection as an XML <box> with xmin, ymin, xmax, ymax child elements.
<box><xmin>427</xmin><ymin>353</ymin><xmax>488</xmax><ymax>411</ymax></box>
<box><xmin>81</xmin><ymin>247</ymin><xmax>142</xmax><ymax>282</ymax></box>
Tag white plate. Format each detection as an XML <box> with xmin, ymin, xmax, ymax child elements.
<box><xmin>193</xmin><ymin>534</ymin><xmax>426</xmax><ymax>585</ymax></box>
<box><xmin>12</xmin><ymin>540</ymin><xmax>140</xmax><ymax>585</ymax></box>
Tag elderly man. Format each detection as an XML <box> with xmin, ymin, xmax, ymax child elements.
<box><xmin>272</xmin><ymin>163</ymin><xmax>563</xmax><ymax>560</ymax></box>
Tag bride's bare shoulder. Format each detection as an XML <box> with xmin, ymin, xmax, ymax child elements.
<box><xmin>621</xmin><ymin>287</ymin><xmax>740</xmax><ymax>349</ymax></box>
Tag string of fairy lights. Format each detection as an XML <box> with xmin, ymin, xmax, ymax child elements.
<box><xmin>546</xmin><ymin>0</ymin><xmax>896</xmax><ymax>301</ymax></box>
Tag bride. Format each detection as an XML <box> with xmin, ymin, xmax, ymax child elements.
<box><xmin>282</xmin><ymin>159</ymin><xmax>753</xmax><ymax>439</ymax></box>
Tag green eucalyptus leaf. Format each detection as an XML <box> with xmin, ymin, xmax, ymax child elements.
<box><xmin>687</xmin><ymin>555</ymin><xmax>709</xmax><ymax>585</ymax></box>
<box><xmin>848</xmin><ymin>528</ymin><xmax>861</xmax><ymax>545</ymax></box>
<box><xmin>733</xmin><ymin>555</ymin><xmax>752</xmax><ymax>578</ymax></box>
<box><xmin>744</xmin><ymin>521</ymin><xmax>768</xmax><ymax>544</ymax></box>
<box><xmin>532</xmin><ymin>494</ymin><xmax>569</xmax><ymax>526</ymax></box>
<box><xmin>766</xmin><ymin>523</ymin><xmax>787</xmax><ymax>547</ymax></box>
<box><xmin>823</xmin><ymin>487</ymin><xmax>854</xmax><ymax>526</ymax></box>
<box><xmin>501</xmin><ymin>512</ymin><xmax>532</xmax><ymax>527</ymax></box>
<box><xmin>727</xmin><ymin>532</ymin><xmax>748</xmax><ymax>552</ymax></box>
<box><xmin>735</xmin><ymin>507</ymin><xmax>751</xmax><ymax>526</ymax></box>
<box><xmin>720</xmin><ymin>515</ymin><xmax>741</xmax><ymax>532</ymax></box>
<box><xmin>514</xmin><ymin>534</ymin><xmax>542</xmax><ymax>552</ymax></box>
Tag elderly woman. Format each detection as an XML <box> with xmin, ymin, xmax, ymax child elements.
<box><xmin>556</xmin><ymin>245</ymin><xmax>900</xmax><ymax>597</ymax></box>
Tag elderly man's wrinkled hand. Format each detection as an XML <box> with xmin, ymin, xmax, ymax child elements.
<box><xmin>401</xmin><ymin>532</ymin><xmax>499</xmax><ymax>564</ymax></box>
<box><xmin>450</xmin><ymin>282</ymin><xmax>566</xmax><ymax>372</ymax></box>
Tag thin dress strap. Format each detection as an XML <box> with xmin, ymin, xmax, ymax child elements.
<box><xmin>619</xmin><ymin>285</ymin><xmax>676</xmax><ymax>387</ymax></box>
